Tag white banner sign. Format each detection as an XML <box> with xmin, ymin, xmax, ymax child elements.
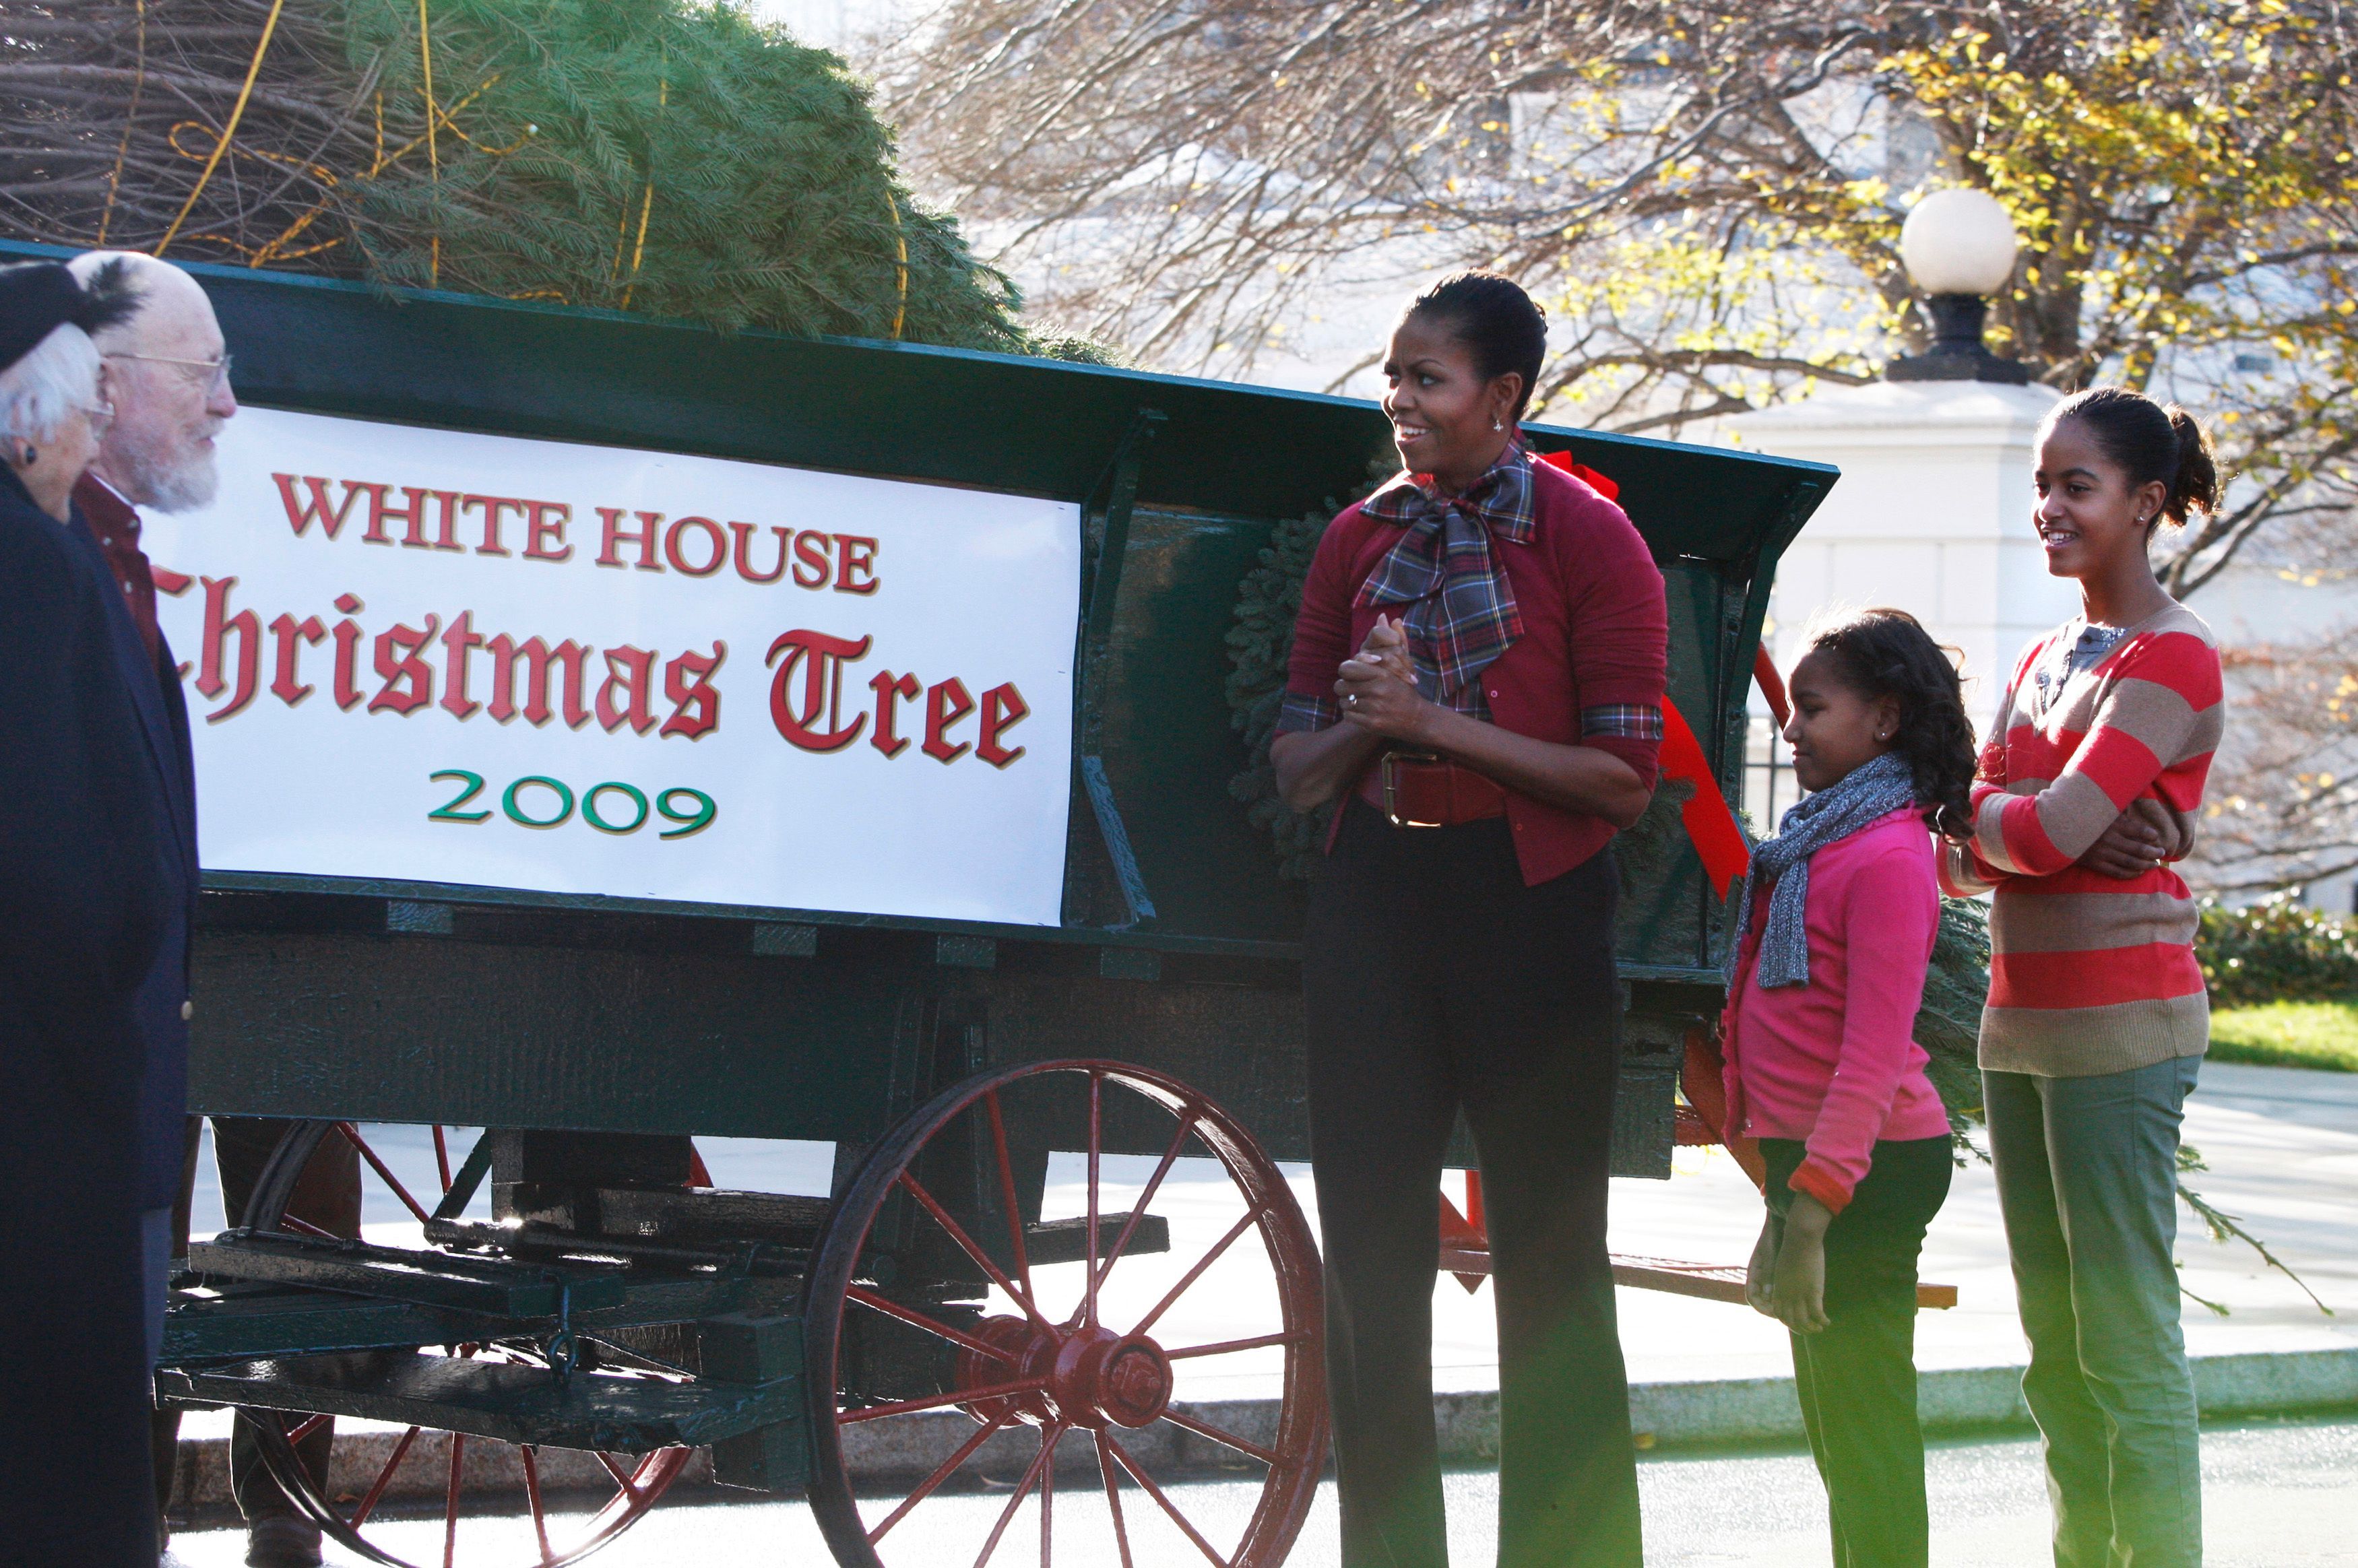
<box><xmin>142</xmin><ymin>408</ymin><xmax>1081</xmax><ymax>925</ymax></box>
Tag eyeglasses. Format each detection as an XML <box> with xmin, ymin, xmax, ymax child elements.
<box><xmin>106</xmin><ymin>350</ymin><xmax>234</xmax><ymax>393</ymax></box>
<box><xmin>81</xmin><ymin>399</ymin><xmax>117</xmax><ymax>436</ymax></box>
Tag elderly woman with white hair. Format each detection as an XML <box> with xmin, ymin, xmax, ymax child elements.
<box><xmin>0</xmin><ymin>257</ymin><xmax>181</xmax><ymax>1567</ymax></box>
<box><xmin>2</xmin><ymin>261</ymin><xmax>125</xmax><ymax>519</ymax></box>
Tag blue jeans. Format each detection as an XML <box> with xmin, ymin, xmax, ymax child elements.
<box><xmin>1986</xmin><ymin>1057</ymin><xmax>2204</xmax><ymax>1568</ymax></box>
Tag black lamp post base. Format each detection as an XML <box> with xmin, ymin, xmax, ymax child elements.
<box><xmin>1885</xmin><ymin>292</ymin><xmax>2031</xmax><ymax>385</ymax></box>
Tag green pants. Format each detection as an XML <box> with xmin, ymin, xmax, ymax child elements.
<box><xmin>1986</xmin><ymin>1057</ymin><xmax>2204</xmax><ymax>1568</ymax></box>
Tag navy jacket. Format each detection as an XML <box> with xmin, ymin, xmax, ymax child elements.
<box><xmin>0</xmin><ymin>464</ymin><xmax>170</xmax><ymax>1563</ymax></box>
<box><xmin>63</xmin><ymin>495</ymin><xmax>198</xmax><ymax>1208</ymax></box>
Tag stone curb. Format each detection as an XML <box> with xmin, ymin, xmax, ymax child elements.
<box><xmin>1601</xmin><ymin>1344</ymin><xmax>2358</xmax><ymax>1453</ymax></box>
<box><xmin>162</xmin><ymin>1347</ymin><xmax>2358</xmax><ymax>1515</ymax></box>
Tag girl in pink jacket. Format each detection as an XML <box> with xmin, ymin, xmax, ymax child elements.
<box><xmin>1724</xmin><ymin>608</ymin><xmax>1975</xmax><ymax>1568</ymax></box>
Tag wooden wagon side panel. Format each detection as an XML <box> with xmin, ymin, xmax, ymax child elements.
<box><xmin>191</xmin><ymin>930</ymin><xmax>925</xmax><ymax>1146</ymax></box>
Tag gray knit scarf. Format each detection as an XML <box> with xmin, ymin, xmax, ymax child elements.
<box><xmin>1725</xmin><ymin>750</ymin><xmax>1919</xmax><ymax>989</ymax></box>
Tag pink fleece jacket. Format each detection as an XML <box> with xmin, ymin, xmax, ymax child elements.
<box><xmin>1722</xmin><ymin>805</ymin><xmax>1950</xmax><ymax>1214</ymax></box>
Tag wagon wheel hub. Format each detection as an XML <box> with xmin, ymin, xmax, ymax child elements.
<box><xmin>812</xmin><ymin>1060</ymin><xmax>1329</xmax><ymax>1568</ymax></box>
<box><xmin>956</xmin><ymin>1313</ymin><xmax>1172</xmax><ymax>1431</ymax></box>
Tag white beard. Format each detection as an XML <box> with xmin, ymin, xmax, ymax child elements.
<box><xmin>109</xmin><ymin>421</ymin><xmax>219</xmax><ymax>513</ymax></box>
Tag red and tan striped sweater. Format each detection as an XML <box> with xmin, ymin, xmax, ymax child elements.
<box><xmin>1940</xmin><ymin>603</ymin><xmax>2224</xmax><ymax>1077</ymax></box>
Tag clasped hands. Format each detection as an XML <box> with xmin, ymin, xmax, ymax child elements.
<box><xmin>1334</xmin><ymin>614</ymin><xmax>1431</xmax><ymax>743</ymax></box>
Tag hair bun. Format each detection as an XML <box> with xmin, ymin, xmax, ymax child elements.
<box><xmin>2165</xmin><ymin>404</ymin><xmax>2220</xmax><ymax>525</ymax></box>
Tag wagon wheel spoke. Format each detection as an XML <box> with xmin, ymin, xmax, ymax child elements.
<box><xmin>349</xmin><ymin>1425</ymin><xmax>422</xmax><ymax>1527</ymax></box>
<box><xmin>1039</xmin><ymin>1420</ymin><xmax>1056</xmax><ymax>1568</ymax></box>
<box><xmin>1132</xmin><ymin>1199</ymin><xmax>1271</xmax><ymax>1338</ymax></box>
<box><xmin>1082</xmin><ymin>1072</ymin><xmax>1102</xmax><ymax>1329</ymax></box>
<box><xmin>865</xmin><ymin>1408</ymin><xmax>1017</xmax><ymax>1545</ymax></box>
<box><xmin>519</xmin><ymin>1445</ymin><xmax>554</xmax><ymax>1565</ymax></box>
<box><xmin>1094</xmin><ymin>1430</ymin><xmax>1137</xmax><ymax>1568</ymax></box>
<box><xmin>278</xmin><ymin>1212</ymin><xmax>338</xmax><ymax>1241</ymax></box>
<box><xmin>1163</xmin><ymin>1330</ymin><xmax>1305</xmax><ymax>1361</ymax></box>
<box><xmin>1160</xmin><ymin>1407</ymin><xmax>1279</xmax><ymax>1466</ymax></box>
<box><xmin>846</xmin><ymin>1284</ymin><xmax>1020</xmax><ymax>1365</ymax></box>
<box><xmin>286</xmin><ymin>1412</ymin><xmax>330</xmax><ymax>1445</ymax></box>
<box><xmin>442</xmin><ymin>1433</ymin><xmax>467</xmax><ymax>1568</ymax></box>
<box><xmin>896</xmin><ymin>1170</ymin><xmax>1056</xmax><ymax>1333</ymax></box>
<box><xmin>839</xmin><ymin>1376</ymin><xmax>1050</xmax><ymax>1425</ymax></box>
<box><xmin>972</xmin><ymin>1424</ymin><xmax>1062</xmax><ymax>1568</ymax></box>
<box><xmin>984</xmin><ymin>1090</ymin><xmax>1036</xmax><ymax>1308</ymax></box>
<box><xmin>336</xmin><ymin>1120</ymin><xmax>434</xmax><ymax>1224</ymax></box>
<box><xmin>594</xmin><ymin>1451</ymin><xmax>643</xmax><ymax>1503</ymax></box>
<box><xmin>431</xmin><ymin>1123</ymin><xmax>453</xmax><ymax>1192</ymax></box>
<box><xmin>1091</xmin><ymin>1111</ymin><xmax>1196</xmax><ymax>1301</ymax></box>
<box><xmin>1104</xmin><ymin>1433</ymin><xmax>1231</xmax><ymax>1568</ymax></box>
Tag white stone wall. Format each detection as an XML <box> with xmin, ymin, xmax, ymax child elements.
<box><xmin>1725</xmin><ymin>381</ymin><xmax>2076</xmax><ymax>736</ymax></box>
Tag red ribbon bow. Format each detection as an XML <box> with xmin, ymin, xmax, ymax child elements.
<box><xmin>1533</xmin><ymin>449</ymin><xmax>1750</xmax><ymax>899</ymax></box>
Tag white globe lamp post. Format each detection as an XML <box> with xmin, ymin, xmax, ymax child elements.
<box><xmin>1887</xmin><ymin>187</ymin><xmax>2029</xmax><ymax>384</ymax></box>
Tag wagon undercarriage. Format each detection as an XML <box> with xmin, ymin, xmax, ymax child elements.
<box><xmin>160</xmin><ymin>1058</ymin><xmax>1333</xmax><ymax>1567</ymax></box>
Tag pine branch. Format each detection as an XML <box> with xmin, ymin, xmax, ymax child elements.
<box><xmin>2175</xmin><ymin>1181</ymin><xmax>2334</xmax><ymax>1317</ymax></box>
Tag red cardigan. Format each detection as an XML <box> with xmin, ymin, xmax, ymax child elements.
<box><xmin>1285</xmin><ymin>459</ymin><xmax>1669</xmax><ymax>885</ymax></box>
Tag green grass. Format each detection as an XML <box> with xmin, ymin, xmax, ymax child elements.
<box><xmin>2208</xmin><ymin>997</ymin><xmax>2358</xmax><ymax>1072</ymax></box>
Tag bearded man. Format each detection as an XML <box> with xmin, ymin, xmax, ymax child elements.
<box><xmin>69</xmin><ymin>251</ymin><xmax>358</xmax><ymax>1568</ymax></box>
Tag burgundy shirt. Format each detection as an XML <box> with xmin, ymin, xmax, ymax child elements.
<box><xmin>72</xmin><ymin>472</ymin><xmax>163</xmax><ymax>661</ymax></box>
<box><xmin>1284</xmin><ymin>459</ymin><xmax>1669</xmax><ymax>885</ymax></box>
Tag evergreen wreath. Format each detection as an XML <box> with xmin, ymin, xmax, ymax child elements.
<box><xmin>1223</xmin><ymin>508</ymin><xmax>1337</xmax><ymax>882</ymax></box>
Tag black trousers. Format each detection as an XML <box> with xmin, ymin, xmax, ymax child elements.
<box><xmin>1762</xmin><ymin>1136</ymin><xmax>1953</xmax><ymax>1568</ymax></box>
<box><xmin>153</xmin><ymin>1116</ymin><xmax>362</xmax><ymax>1527</ymax></box>
<box><xmin>1305</xmin><ymin>800</ymin><xmax>1641</xmax><ymax>1568</ymax></box>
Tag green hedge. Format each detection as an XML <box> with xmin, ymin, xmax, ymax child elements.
<box><xmin>2199</xmin><ymin>894</ymin><xmax>2358</xmax><ymax>1007</ymax></box>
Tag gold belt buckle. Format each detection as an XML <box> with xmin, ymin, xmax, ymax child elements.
<box><xmin>1382</xmin><ymin>750</ymin><xmax>1446</xmax><ymax>828</ymax></box>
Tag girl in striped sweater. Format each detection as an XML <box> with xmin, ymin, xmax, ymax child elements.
<box><xmin>1942</xmin><ymin>387</ymin><xmax>2225</xmax><ymax>1568</ymax></box>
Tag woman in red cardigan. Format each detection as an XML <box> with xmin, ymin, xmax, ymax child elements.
<box><xmin>1271</xmin><ymin>271</ymin><xmax>1665</xmax><ymax>1568</ymax></box>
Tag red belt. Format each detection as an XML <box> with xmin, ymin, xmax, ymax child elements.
<box><xmin>1358</xmin><ymin>752</ymin><xmax>1508</xmax><ymax>828</ymax></box>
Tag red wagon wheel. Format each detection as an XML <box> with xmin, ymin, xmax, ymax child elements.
<box><xmin>803</xmin><ymin>1059</ymin><xmax>1327</xmax><ymax>1568</ymax></box>
<box><xmin>234</xmin><ymin>1120</ymin><xmax>693</xmax><ymax>1568</ymax></box>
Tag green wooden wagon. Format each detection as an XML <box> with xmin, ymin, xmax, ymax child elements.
<box><xmin>26</xmin><ymin>248</ymin><xmax>1830</xmax><ymax>1566</ymax></box>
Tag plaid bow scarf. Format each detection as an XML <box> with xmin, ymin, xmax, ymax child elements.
<box><xmin>1355</xmin><ymin>443</ymin><xmax>1535</xmax><ymax>715</ymax></box>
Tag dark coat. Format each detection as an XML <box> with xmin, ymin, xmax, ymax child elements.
<box><xmin>61</xmin><ymin>500</ymin><xmax>199</xmax><ymax>1208</ymax></box>
<box><xmin>0</xmin><ymin>465</ymin><xmax>171</xmax><ymax>1564</ymax></box>
<box><xmin>130</xmin><ymin>619</ymin><xmax>197</xmax><ymax>1206</ymax></box>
